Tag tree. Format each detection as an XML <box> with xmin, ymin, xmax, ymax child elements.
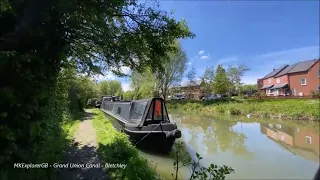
<box><xmin>0</xmin><ymin>1</ymin><xmax>195</xmax><ymax>176</ymax></box>
<box><xmin>240</xmin><ymin>84</ymin><xmax>258</xmax><ymax>95</ymax></box>
<box><xmin>186</xmin><ymin>67</ymin><xmax>197</xmax><ymax>98</ymax></box>
<box><xmin>155</xmin><ymin>41</ymin><xmax>188</xmax><ymax>100</ymax></box>
<box><xmin>122</xmin><ymin>91</ymin><xmax>135</xmax><ymax>100</ymax></box>
<box><xmin>213</xmin><ymin>65</ymin><xmax>229</xmax><ymax>95</ymax></box>
<box><xmin>201</xmin><ymin>65</ymin><xmax>215</xmax><ymax>95</ymax></box>
<box><xmin>99</xmin><ymin>80</ymin><xmax>123</xmax><ymax>96</ymax></box>
<box><xmin>130</xmin><ymin>68</ymin><xmax>156</xmax><ymax>99</ymax></box>
<box><xmin>227</xmin><ymin>64</ymin><xmax>250</xmax><ymax>95</ymax></box>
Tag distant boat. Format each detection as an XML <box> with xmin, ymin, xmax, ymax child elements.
<box><xmin>100</xmin><ymin>97</ymin><xmax>182</xmax><ymax>153</ymax></box>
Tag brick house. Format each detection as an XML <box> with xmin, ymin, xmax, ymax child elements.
<box><xmin>258</xmin><ymin>59</ymin><xmax>320</xmax><ymax>96</ymax></box>
<box><xmin>171</xmin><ymin>80</ymin><xmax>205</xmax><ymax>99</ymax></box>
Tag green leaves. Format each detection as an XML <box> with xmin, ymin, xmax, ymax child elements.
<box><xmin>190</xmin><ymin>153</ymin><xmax>235</xmax><ymax>180</ymax></box>
<box><xmin>213</xmin><ymin>65</ymin><xmax>229</xmax><ymax>95</ymax></box>
<box><xmin>98</xmin><ymin>80</ymin><xmax>123</xmax><ymax>96</ymax></box>
<box><xmin>63</xmin><ymin>0</ymin><xmax>194</xmax><ymax>75</ymax></box>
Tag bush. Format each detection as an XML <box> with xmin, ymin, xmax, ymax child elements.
<box><xmin>171</xmin><ymin>141</ymin><xmax>235</xmax><ymax>180</ymax></box>
<box><xmin>166</xmin><ymin>99</ymin><xmax>319</xmax><ymax>121</ymax></box>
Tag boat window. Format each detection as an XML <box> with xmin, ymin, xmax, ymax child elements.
<box><xmin>146</xmin><ymin>101</ymin><xmax>154</xmax><ymax>120</ymax></box>
<box><xmin>153</xmin><ymin>99</ymin><xmax>162</xmax><ymax>120</ymax></box>
<box><xmin>103</xmin><ymin>97</ymin><xmax>112</xmax><ymax>101</ymax></box>
<box><xmin>117</xmin><ymin>107</ymin><xmax>121</xmax><ymax>115</ymax></box>
<box><xmin>130</xmin><ymin>102</ymin><xmax>147</xmax><ymax>120</ymax></box>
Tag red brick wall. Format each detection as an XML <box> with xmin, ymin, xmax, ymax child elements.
<box><xmin>274</xmin><ymin>75</ymin><xmax>289</xmax><ymax>85</ymax></box>
<box><xmin>294</xmin><ymin>128</ymin><xmax>320</xmax><ymax>156</ymax></box>
<box><xmin>307</xmin><ymin>60</ymin><xmax>320</xmax><ymax>92</ymax></box>
<box><xmin>257</xmin><ymin>79</ymin><xmax>263</xmax><ymax>91</ymax></box>
<box><xmin>262</xmin><ymin>77</ymin><xmax>275</xmax><ymax>85</ymax></box>
<box><xmin>288</xmin><ymin>61</ymin><xmax>320</xmax><ymax>96</ymax></box>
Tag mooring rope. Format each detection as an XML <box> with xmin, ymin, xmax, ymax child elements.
<box><xmin>134</xmin><ymin>123</ymin><xmax>162</xmax><ymax>146</ymax></box>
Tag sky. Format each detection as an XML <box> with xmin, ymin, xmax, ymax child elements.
<box><xmin>96</xmin><ymin>1</ymin><xmax>320</xmax><ymax>91</ymax></box>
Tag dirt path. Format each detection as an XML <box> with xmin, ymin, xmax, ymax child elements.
<box><xmin>57</xmin><ymin>109</ymin><xmax>109</xmax><ymax>180</ymax></box>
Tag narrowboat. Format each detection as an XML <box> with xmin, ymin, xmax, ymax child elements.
<box><xmin>95</xmin><ymin>95</ymin><xmax>119</xmax><ymax>108</ymax></box>
<box><xmin>100</xmin><ymin>97</ymin><xmax>182</xmax><ymax>153</ymax></box>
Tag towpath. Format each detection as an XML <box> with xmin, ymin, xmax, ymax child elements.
<box><xmin>57</xmin><ymin>109</ymin><xmax>109</xmax><ymax>180</ymax></box>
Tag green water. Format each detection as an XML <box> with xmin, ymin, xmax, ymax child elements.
<box><xmin>139</xmin><ymin>112</ymin><xmax>320</xmax><ymax>179</ymax></box>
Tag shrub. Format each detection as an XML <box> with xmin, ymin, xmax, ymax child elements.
<box><xmin>171</xmin><ymin>141</ymin><xmax>235</xmax><ymax>180</ymax></box>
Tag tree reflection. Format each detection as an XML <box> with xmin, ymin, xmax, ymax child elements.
<box><xmin>178</xmin><ymin>113</ymin><xmax>255</xmax><ymax>159</ymax></box>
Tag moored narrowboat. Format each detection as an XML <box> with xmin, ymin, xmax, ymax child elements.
<box><xmin>100</xmin><ymin>97</ymin><xmax>181</xmax><ymax>153</ymax></box>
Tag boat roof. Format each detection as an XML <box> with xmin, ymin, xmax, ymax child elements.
<box><xmin>101</xmin><ymin>97</ymin><xmax>169</xmax><ymax>127</ymax></box>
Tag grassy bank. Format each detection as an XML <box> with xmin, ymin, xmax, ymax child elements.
<box><xmin>91</xmin><ymin>109</ymin><xmax>159</xmax><ymax>180</ymax></box>
<box><xmin>0</xmin><ymin>112</ymin><xmax>81</xmax><ymax>180</ymax></box>
<box><xmin>166</xmin><ymin>99</ymin><xmax>320</xmax><ymax>121</ymax></box>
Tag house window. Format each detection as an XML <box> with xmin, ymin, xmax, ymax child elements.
<box><xmin>301</xmin><ymin>78</ymin><xmax>306</xmax><ymax>85</ymax></box>
<box><xmin>276</xmin><ymin>78</ymin><xmax>280</xmax><ymax>83</ymax></box>
<box><xmin>291</xmin><ymin>88</ymin><xmax>296</xmax><ymax>95</ymax></box>
<box><xmin>305</xmin><ymin>136</ymin><xmax>312</xmax><ymax>144</ymax></box>
<box><xmin>268</xmin><ymin>78</ymin><xmax>271</xmax><ymax>83</ymax></box>
<box><xmin>318</xmin><ymin>70</ymin><xmax>320</xmax><ymax>77</ymax></box>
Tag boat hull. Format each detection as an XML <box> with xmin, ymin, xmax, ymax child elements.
<box><xmin>102</xmin><ymin>111</ymin><xmax>176</xmax><ymax>153</ymax></box>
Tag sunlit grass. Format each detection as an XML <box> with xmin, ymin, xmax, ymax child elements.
<box><xmin>91</xmin><ymin>109</ymin><xmax>160</xmax><ymax>180</ymax></box>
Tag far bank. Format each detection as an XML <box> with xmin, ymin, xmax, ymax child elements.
<box><xmin>166</xmin><ymin>98</ymin><xmax>320</xmax><ymax>121</ymax></box>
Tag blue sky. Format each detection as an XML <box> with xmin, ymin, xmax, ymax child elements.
<box><xmin>97</xmin><ymin>1</ymin><xmax>320</xmax><ymax>91</ymax></box>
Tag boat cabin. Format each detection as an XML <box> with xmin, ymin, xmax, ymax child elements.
<box><xmin>101</xmin><ymin>98</ymin><xmax>170</xmax><ymax>127</ymax></box>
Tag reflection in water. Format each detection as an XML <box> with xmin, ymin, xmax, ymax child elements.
<box><xmin>260</xmin><ymin>122</ymin><xmax>320</xmax><ymax>163</ymax></box>
<box><xmin>139</xmin><ymin>113</ymin><xmax>320</xmax><ymax>179</ymax></box>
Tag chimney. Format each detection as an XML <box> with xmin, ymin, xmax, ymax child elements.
<box><xmin>273</xmin><ymin>68</ymin><xmax>275</xmax><ymax>71</ymax></box>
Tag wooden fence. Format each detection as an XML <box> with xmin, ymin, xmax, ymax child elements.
<box><xmin>247</xmin><ymin>95</ymin><xmax>319</xmax><ymax>99</ymax></box>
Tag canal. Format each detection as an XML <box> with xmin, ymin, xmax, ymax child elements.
<box><xmin>139</xmin><ymin>112</ymin><xmax>320</xmax><ymax>179</ymax></box>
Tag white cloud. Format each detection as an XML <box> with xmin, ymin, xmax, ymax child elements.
<box><xmin>252</xmin><ymin>45</ymin><xmax>320</xmax><ymax>68</ymax></box>
<box><xmin>254</xmin><ymin>46</ymin><xmax>319</xmax><ymax>59</ymax></box>
<box><xmin>91</xmin><ymin>71</ymin><xmax>116</xmax><ymax>82</ymax></box>
<box><xmin>120</xmin><ymin>66</ymin><xmax>131</xmax><ymax>75</ymax></box>
<box><xmin>216</xmin><ymin>56</ymin><xmax>239</xmax><ymax>65</ymax></box>
<box><xmin>200</xmin><ymin>55</ymin><xmax>210</xmax><ymax>60</ymax></box>
<box><xmin>187</xmin><ymin>61</ymin><xmax>192</xmax><ymax>66</ymax></box>
<box><xmin>122</xmin><ymin>82</ymin><xmax>131</xmax><ymax>92</ymax></box>
<box><xmin>198</xmin><ymin>50</ymin><xmax>205</xmax><ymax>55</ymax></box>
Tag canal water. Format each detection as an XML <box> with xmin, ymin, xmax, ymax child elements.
<box><xmin>139</xmin><ymin>112</ymin><xmax>320</xmax><ymax>179</ymax></box>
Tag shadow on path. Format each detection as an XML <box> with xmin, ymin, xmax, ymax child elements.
<box><xmin>57</xmin><ymin>109</ymin><xmax>109</xmax><ymax>180</ymax></box>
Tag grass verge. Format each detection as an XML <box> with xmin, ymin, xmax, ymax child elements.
<box><xmin>91</xmin><ymin>109</ymin><xmax>160</xmax><ymax>180</ymax></box>
<box><xmin>167</xmin><ymin>99</ymin><xmax>320</xmax><ymax>121</ymax></box>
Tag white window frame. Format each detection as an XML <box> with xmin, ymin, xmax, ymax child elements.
<box><xmin>268</xmin><ymin>78</ymin><xmax>271</xmax><ymax>83</ymax></box>
<box><xmin>301</xmin><ymin>78</ymin><xmax>307</xmax><ymax>85</ymax></box>
<box><xmin>305</xmin><ymin>136</ymin><xmax>312</xmax><ymax>144</ymax></box>
<box><xmin>276</xmin><ymin>78</ymin><xmax>280</xmax><ymax>83</ymax></box>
